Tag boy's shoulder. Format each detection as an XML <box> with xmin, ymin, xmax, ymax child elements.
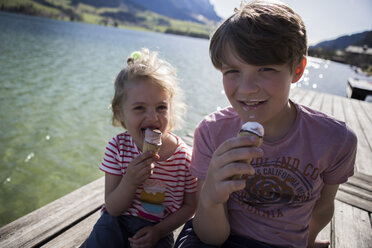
<box><xmin>297</xmin><ymin>103</ymin><xmax>356</xmax><ymax>142</ymax></box>
<box><xmin>202</xmin><ymin>106</ymin><xmax>240</xmax><ymax>124</ymax></box>
<box><xmin>196</xmin><ymin>106</ymin><xmax>243</xmax><ymax>141</ymax></box>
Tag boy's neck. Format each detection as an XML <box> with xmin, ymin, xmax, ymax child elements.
<box><xmin>262</xmin><ymin>100</ymin><xmax>297</xmax><ymax>143</ymax></box>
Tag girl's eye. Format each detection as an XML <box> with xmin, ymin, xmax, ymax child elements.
<box><xmin>223</xmin><ymin>69</ymin><xmax>239</xmax><ymax>75</ymax></box>
<box><xmin>157</xmin><ymin>105</ymin><xmax>168</xmax><ymax>111</ymax></box>
<box><xmin>133</xmin><ymin>106</ymin><xmax>145</xmax><ymax>111</ymax></box>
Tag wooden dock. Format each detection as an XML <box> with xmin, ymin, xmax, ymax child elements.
<box><xmin>0</xmin><ymin>88</ymin><xmax>371</xmax><ymax>248</ymax></box>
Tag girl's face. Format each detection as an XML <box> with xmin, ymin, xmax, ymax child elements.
<box><xmin>120</xmin><ymin>80</ymin><xmax>171</xmax><ymax>150</ymax></box>
<box><xmin>220</xmin><ymin>49</ymin><xmax>304</xmax><ymax>137</ymax></box>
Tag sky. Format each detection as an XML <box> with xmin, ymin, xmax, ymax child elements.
<box><xmin>210</xmin><ymin>0</ymin><xmax>372</xmax><ymax>45</ymax></box>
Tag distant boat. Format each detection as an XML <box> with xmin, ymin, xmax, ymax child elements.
<box><xmin>347</xmin><ymin>78</ymin><xmax>372</xmax><ymax>100</ymax></box>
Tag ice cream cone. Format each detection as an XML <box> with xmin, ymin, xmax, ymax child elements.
<box><xmin>142</xmin><ymin>128</ymin><xmax>162</xmax><ymax>156</ymax></box>
<box><xmin>232</xmin><ymin>122</ymin><xmax>264</xmax><ymax>180</ymax></box>
<box><xmin>142</xmin><ymin>141</ymin><xmax>161</xmax><ymax>156</ymax></box>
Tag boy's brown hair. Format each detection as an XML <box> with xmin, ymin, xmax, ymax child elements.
<box><xmin>210</xmin><ymin>0</ymin><xmax>307</xmax><ymax>72</ymax></box>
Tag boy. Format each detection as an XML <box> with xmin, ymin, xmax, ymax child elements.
<box><xmin>174</xmin><ymin>1</ymin><xmax>357</xmax><ymax>247</ymax></box>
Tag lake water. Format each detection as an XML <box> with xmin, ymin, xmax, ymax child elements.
<box><xmin>0</xmin><ymin>12</ymin><xmax>368</xmax><ymax>227</ymax></box>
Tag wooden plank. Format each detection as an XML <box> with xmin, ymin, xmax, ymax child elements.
<box><xmin>299</xmin><ymin>89</ymin><xmax>316</xmax><ymax>107</ymax></box>
<box><xmin>359</xmin><ymin>100</ymin><xmax>372</xmax><ymax>122</ymax></box>
<box><xmin>309</xmin><ymin>91</ymin><xmax>324</xmax><ymax>111</ymax></box>
<box><xmin>320</xmin><ymin>92</ymin><xmax>333</xmax><ymax>116</ymax></box>
<box><xmin>0</xmin><ymin>177</ymin><xmax>104</xmax><ymax>248</ymax></box>
<box><xmin>290</xmin><ymin>87</ymin><xmax>307</xmax><ymax>103</ymax></box>
<box><xmin>337</xmin><ymin>187</ymin><xmax>372</xmax><ymax>212</ymax></box>
<box><xmin>337</xmin><ymin>172</ymin><xmax>372</xmax><ymax>212</ymax></box>
<box><xmin>343</xmin><ymin>98</ymin><xmax>372</xmax><ymax>175</ymax></box>
<box><xmin>347</xmin><ymin>173</ymin><xmax>372</xmax><ymax>192</ymax></box>
<box><xmin>332</xmin><ymin>95</ymin><xmax>346</xmax><ymax>122</ymax></box>
<box><xmin>41</xmin><ymin>211</ymin><xmax>100</xmax><ymax>248</ymax></box>
<box><xmin>352</xmin><ymin>100</ymin><xmax>372</xmax><ymax>151</ymax></box>
<box><xmin>317</xmin><ymin>222</ymin><xmax>331</xmax><ymax>243</ymax></box>
<box><xmin>333</xmin><ymin>200</ymin><xmax>372</xmax><ymax>248</ymax></box>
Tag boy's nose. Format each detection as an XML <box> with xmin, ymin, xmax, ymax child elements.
<box><xmin>239</xmin><ymin>74</ymin><xmax>259</xmax><ymax>93</ymax></box>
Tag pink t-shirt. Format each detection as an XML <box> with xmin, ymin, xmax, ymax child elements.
<box><xmin>100</xmin><ymin>132</ymin><xmax>197</xmax><ymax>222</ymax></box>
<box><xmin>191</xmin><ymin>103</ymin><xmax>356</xmax><ymax>247</ymax></box>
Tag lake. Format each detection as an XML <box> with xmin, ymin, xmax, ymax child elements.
<box><xmin>0</xmin><ymin>12</ymin><xmax>367</xmax><ymax>227</ymax></box>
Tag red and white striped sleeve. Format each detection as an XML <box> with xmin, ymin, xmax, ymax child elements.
<box><xmin>100</xmin><ymin>135</ymin><xmax>122</xmax><ymax>175</ymax></box>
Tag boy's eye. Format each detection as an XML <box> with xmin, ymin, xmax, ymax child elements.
<box><xmin>259</xmin><ymin>67</ymin><xmax>276</xmax><ymax>72</ymax></box>
<box><xmin>223</xmin><ymin>69</ymin><xmax>239</xmax><ymax>75</ymax></box>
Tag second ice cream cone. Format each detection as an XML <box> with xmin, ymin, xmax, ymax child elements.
<box><xmin>232</xmin><ymin>122</ymin><xmax>264</xmax><ymax>180</ymax></box>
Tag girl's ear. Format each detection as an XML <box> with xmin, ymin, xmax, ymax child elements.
<box><xmin>292</xmin><ymin>57</ymin><xmax>307</xmax><ymax>83</ymax></box>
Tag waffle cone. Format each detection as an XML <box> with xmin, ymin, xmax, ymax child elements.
<box><xmin>232</xmin><ymin>131</ymin><xmax>263</xmax><ymax>180</ymax></box>
<box><xmin>142</xmin><ymin>141</ymin><xmax>161</xmax><ymax>156</ymax></box>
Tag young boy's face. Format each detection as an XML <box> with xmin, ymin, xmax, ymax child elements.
<box><xmin>220</xmin><ymin>50</ymin><xmax>301</xmax><ymax>127</ymax></box>
<box><xmin>120</xmin><ymin>80</ymin><xmax>171</xmax><ymax>149</ymax></box>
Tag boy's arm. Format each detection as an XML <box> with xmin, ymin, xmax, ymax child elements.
<box><xmin>193</xmin><ymin>180</ymin><xmax>230</xmax><ymax>245</ymax></box>
<box><xmin>307</xmin><ymin>184</ymin><xmax>339</xmax><ymax>247</ymax></box>
<box><xmin>191</xmin><ymin>135</ymin><xmax>262</xmax><ymax>245</ymax></box>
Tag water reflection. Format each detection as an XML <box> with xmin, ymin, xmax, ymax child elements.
<box><xmin>293</xmin><ymin>57</ymin><xmax>370</xmax><ymax>98</ymax></box>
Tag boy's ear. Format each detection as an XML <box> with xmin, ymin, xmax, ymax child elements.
<box><xmin>292</xmin><ymin>57</ymin><xmax>307</xmax><ymax>83</ymax></box>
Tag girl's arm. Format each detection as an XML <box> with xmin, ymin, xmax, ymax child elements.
<box><xmin>153</xmin><ymin>191</ymin><xmax>197</xmax><ymax>236</ymax></box>
<box><xmin>128</xmin><ymin>191</ymin><xmax>197</xmax><ymax>247</ymax></box>
<box><xmin>104</xmin><ymin>151</ymin><xmax>156</xmax><ymax>216</ymax></box>
<box><xmin>307</xmin><ymin>184</ymin><xmax>339</xmax><ymax>247</ymax></box>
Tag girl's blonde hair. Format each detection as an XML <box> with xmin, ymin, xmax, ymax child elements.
<box><xmin>111</xmin><ymin>48</ymin><xmax>186</xmax><ymax>131</ymax></box>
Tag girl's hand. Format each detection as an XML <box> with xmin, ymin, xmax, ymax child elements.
<box><xmin>201</xmin><ymin>135</ymin><xmax>263</xmax><ymax>208</ymax></box>
<box><xmin>125</xmin><ymin>151</ymin><xmax>157</xmax><ymax>187</ymax></box>
<box><xmin>128</xmin><ymin>225</ymin><xmax>160</xmax><ymax>248</ymax></box>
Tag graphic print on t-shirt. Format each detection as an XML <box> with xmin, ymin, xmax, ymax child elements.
<box><xmin>231</xmin><ymin>156</ymin><xmax>318</xmax><ymax>217</ymax></box>
<box><xmin>140</xmin><ymin>179</ymin><xmax>166</xmax><ymax>214</ymax></box>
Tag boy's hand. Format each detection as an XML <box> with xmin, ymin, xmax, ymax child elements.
<box><xmin>201</xmin><ymin>135</ymin><xmax>263</xmax><ymax>208</ymax></box>
<box><xmin>125</xmin><ymin>151</ymin><xmax>156</xmax><ymax>186</ymax></box>
<box><xmin>308</xmin><ymin>239</ymin><xmax>330</xmax><ymax>248</ymax></box>
<box><xmin>129</xmin><ymin>225</ymin><xmax>160</xmax><ymax>248</ymax></box>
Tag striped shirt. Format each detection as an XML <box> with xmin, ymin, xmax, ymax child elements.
<box><xmin>100</xmin><ymin>132</ymin><xmax>197</xmax><ymax>222</ymax></box>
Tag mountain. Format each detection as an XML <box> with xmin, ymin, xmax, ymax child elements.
<box><xmin>310</xmin><ymin>30</ymin><xmax>372</xmax><ymax>50</ymax></box>
<box><xmin>0</xmin><ymin>0</ymin><xmax>221</xmax><ymax>39</ymax></box>
<box><xmin>72</xmin><ymin>0</ymin><xmax>221</xmax><ymax>24</ymax></box>
<box><xmin>134</xmin><ymin>0</ymin><xmax>221</xmax><ymax>24</ymax></box>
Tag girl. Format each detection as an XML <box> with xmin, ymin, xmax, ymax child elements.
<box><xmin>86</xmin><ymin>48</ymin><xmax>197</xmax><ymax>248</ymax></box>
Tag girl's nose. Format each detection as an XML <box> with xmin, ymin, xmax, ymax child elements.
<box><xmin>146</xmin><ymin>109</ymin><xmax>158</xmax><ymax>121</ymax></box>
